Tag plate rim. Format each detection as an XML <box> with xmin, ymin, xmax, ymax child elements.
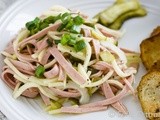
<box><xmin>0</xmin><ymin>0</ymin><xmax>160</xmax><ymax>120</ymax></box>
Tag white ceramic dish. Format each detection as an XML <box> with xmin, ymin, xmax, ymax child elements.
<box><xmin>0</xmin><ymin>0</ymin><xmax>160</xmax><ymax>120</ymax></box>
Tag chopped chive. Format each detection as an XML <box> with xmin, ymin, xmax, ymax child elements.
<box><xmin>65</xmin><ymin>19</ymin><xmax>74</xmax><ymax>29</ymax></box>
<box><xmin>60</xmin><ymin>33</ymin><xmax>71</xmax><ymax>45</ymax></box>
<box><xmin>57</xmin><ymin>23</ymin><xmax>67</xmax><ymax>32</ymax></box>
<box><xmin>73</xmin><ymin>15</ymin><xmax>84</xmax><ymax>25</ymax></box>
<box><xmin>39</xmin><ymin>22</ymin><xmax>49</xmax><ymax>30</ymax></box>
<box><xmin>26</xmin><ymin>17</ymin><xmax>40</xmax><ymax>31</ymax></box>
<box><xmin>54</xmin><ymin>14</ymin><xmax>62</xmax><ymax>21</ymax></box>
<box><xmin>70</xmin><ymin>25</ymin><xmax>81</xmax><ymax>33</ymax></box>
<box><xmin>30</xmin><ymin>28</ymin><xmax>39</xmax><ymax>35</ymax></box>
<box><xmin>35</xmin><ymin>65</ymin><xmax>45</xmax><ymax>78</ymax></box>
<box><xmin>61</xmin><ymin>12</ymin><xmax>70</xmax><ymax>23</ymax></box>
<box><xmin>74</xmin><ymin>40</ymin><xmax>86</xmax><ymax>52</ymax></box>
<box><xmin>68</xmin><ymin>39</ymin><xmax>76</xmax><ymax>46</ymax></box>
<box><xmin>43</xmin><ymin>16</ymin><xmax>55</xmax><ymax>24</ymax></box>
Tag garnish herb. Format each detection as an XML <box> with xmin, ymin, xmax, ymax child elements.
<box><xmin>35</xmin><ymin>65</ymin><xmax>45</xmax><ymax>78</ymax></box>
<box><xmin>74</xmin><ymin>40</ymin><xmax>86</xmax><ymax>52</ymax></box>
<box><xmin>26</xmin><ymin>12</ymin><xmax>84</xmax><ymax>35</ymax></box>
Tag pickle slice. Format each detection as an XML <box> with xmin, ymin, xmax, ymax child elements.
<box><xmin>109</xmin><ymin>7</ymin><xmax>147</xmax><ymax>30</ymax></box>
<box><xmin>99</xmin><ymin>0</ymin><xmax>140</xmax><ymax>25</ymax></box>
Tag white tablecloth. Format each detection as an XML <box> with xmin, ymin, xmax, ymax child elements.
<box><xmin>0</xmin><ymin>1</ymin><xmax>17</xmax><ymax>119</ymax></box>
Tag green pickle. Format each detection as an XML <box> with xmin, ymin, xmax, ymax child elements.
<box><xmin>109</xmin><ymin>8</ymin><xmax>147</xmax><ymax>30</ymax></box>
<box><xmin>94</xmin><ymin>0</ymin><xmax>147</xmax><ymax>29</ymax></box>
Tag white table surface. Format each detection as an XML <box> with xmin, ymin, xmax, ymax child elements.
<box><xmin>0</xmin><ymin>1</ymin><xmax>18</xmax><ymax>119</ymax></box>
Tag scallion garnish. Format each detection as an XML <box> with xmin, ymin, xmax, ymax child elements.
<box><xmin>60</xmin><ymin>33</ymin><xmax>71</xmax><ymax>45</ymax></box>
<box><xmin>68</xmin><ymin>39</ymin><xmax>76</xmax><ymax>46</ymax></box>
<box><xmin>35</xmin><ymin>65</ymin><xmax>45</xmax><ymax>78</ymax></box>
<box><xmin>43</xmin><ymin>16</ymin><xmax>55</xmax><ymax>24</ymax></box>
<box><xmin>70</xmin><ymin>25</ymin><xmax>81</xmax><ymax>33</ymax></box>
<box><xmin>39</xmin><ymin>22</ymin><xmax>49</xmax><ymax>30</ymax></box>
<box><xmin>25</xmin><ymin>12</ymin><xmax>84</xmax><ymax>35</ymax></box>
<box><xmin>74</xmin><ymin>40</ymin><xmax>86</xmax><ymax>52</ymax></box>
<box><xmin>73</xmin><ymin>15</ymin><xmax>84</xmax><ymax>25</ymax></box>
<box><xmin>26</xmin><ymin>17</ymin><xmax>41</xmax><ymax>35</ymax></box>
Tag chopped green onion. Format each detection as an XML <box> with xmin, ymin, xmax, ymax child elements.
<box><xmin>68</xmin><ymin>39</ymin><xmax>76</xmax><ymax>46</ymax></box>
<box><xmin>61</xmin><ymin>12</ymin><xmax>71</xmax><ymax>23</ymax></box>
<box><xmin>74</xmin><ymin>40</ymin><xmax>86</xmax><ymax>52</ymax></box>
<box><xmin>30</xmin><ymin>28</ymin><xmax>39</xmax><ymax>35</ymax></box>
<box><xmin>65</xmin><ymin>19</ymin><xmax>74</xmax><ymax>29</ymax></box>
<box><xmin>39</xmin><ymin>22</ymin><xmax>49</xmax><ymax>30</ymax></box>
<box><xmin>58</xmin><ymin>13</ymin><xmax>84</xmax><ymax>33</ymax></box>
<box><xmin>70</xmin><ymin>25</ymin><xmax>81</xmax><ymax>33</ymax></box>
<box><xmin>26</xmin><ymin>17</ymin><xmax>40</xmax><ymax>31</ymax></box>
<box><xmin>25</xmin><ymin>12</ymin><xmax>84</xmax><ymax>36</ymax></box>
<box><xmin>73</xmin><ymin>15</ymin><xmax>84</xmax><ymax>25</ymax></box>
<box><xmin>43</xmin><ymin>16</ymin><xmax>55</xmax><ymax>24</ymax></box>
<box><xmin>60</xmin><ymin>33</ymin><xmax>71</xmax><ymax>45</ymax></box>
<box><xmin>57</xmin><ymin>23</ymin><xmax>67</xmax><ymax>32</ymax></box>
<box><xmin>35</xmin><ymin>65</ymin><xmax>45</xmax><ymax>78</ymax></box>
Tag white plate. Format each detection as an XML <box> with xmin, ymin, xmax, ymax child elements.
<box><xmin>0</xmin><ymin>0</ymin><xmax>160</xmax><ymax>120</ymax></box>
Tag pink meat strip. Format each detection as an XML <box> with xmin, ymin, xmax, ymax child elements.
<box><xmin>96</xmin><ymin>24</ymin><xmax>122</xmax><ymax>39</ymax></box>
<box><xmin>92</xmin><ymin>61</ymin><xmax>112</xmax><ymax>71</ymax></box>
<box><xmin>92</xmin><ymin>40</ymin><xmax>100</xmax><ymax>60</ymax></box>
<box><xmin>96</xmin><ymin>61</ymin><xmax>113</xmax><ymax>69</ymax></box>
<box><xmin>92</xmin><ymin>64</ymin><xmax>107</xmax><ymax>71</ymax></box>
<box><xmin>1</xmin><ymin>69</ymin><xmax>38</xmax><ymax>98</ymax></box>
<box><xmin>44</xmin><ymin>64</ymin><xmax>59</xmax><ymax>79</ymax></box>
<box><xmin>100</xmin><ymin>29</ymin><xmax>115</xmax><ymax>38</ymax></box>
<box><xmin>14</xmin><ymin>45</ymin><xmax>37</xmax><ymax>62</ymax></box>
<box><xmin>13</xmin><ymin>22</ymin><xmax>61</xmax><ymax>62</ymax></box>
<box><xmin>36</xmin><ymin>37</ymin><xmax>48</xmax><ymax>52</ymax></box>
<box><xmin>2</xmin><ymin>66</ymin><xmax>9</xmax><ymax>71</ymax></box>
<box><xmin>50</xmin><ymin>88</ymin><xmax>81</xmax><ymax>98</ymax></box>
<box><xmin>1</xmin><ymin>68</ymin><xmax>17</xmax><ymax>89</ymax></box>
<box><xmin>4</xmin><ymin>41</ymin><xmax>14</xmax><ymax>54</ymax></box>
<box><xmin>102</xmin><ymin>82</ymin><xmax>128</xmax><ymax>114</ymax></box>
<box><xmin>123</xmin><ymin>75</ymin><xmax>135</xmax><ymax>95</ymax></box>
<box><xmin>60</xmin><ymin>106</ymin><xmax>108</xmax><ymax>114</ymax></box>
<box><xmin>90</xmin><ymin>71</ymin><xmax>103</xmax><ymax>78</ymax></box>
<box><xmin>81</xmin><ymin>75</ymin><xmax>134</xmax><ymax>108</ymax></box>
<box><xmin>4</xmin><ymin>38</ymin><xmax>15</xmax><ymax>53</ymax></box>
<box><xmin>40</xmin><ymin>48</ymin><xmax>51</xmax><ymax>65</ymax></box>
<box><xmin>58</xmin><ymin>65</ymin><xmax>66</xmax><ymax>81</ymax></box>
<box><xmin>40</xmin><ymin>92</ymin><xmax>51</xmax><ymax>106</ymax></box>
<box><xmin>17</xmin><ymin>68</ymin><xmax>35</xmax><ymax>75</ymax></box>
<box><xmin>19</xmin><ymin>39</ymin><xmax>37</xmax><ymax>50</ymax></box>
<box><xmin>82</xmin><ymin>28</ymin><xmax>91</xmax><ymax>37</ymax></box>
<box><xmin>110</xmin><ymin>86</ymin><xmax>119</xmax><ymax>94</ymax></box>
<box><xmin>49</xmin><ymin>46</ymin><xmax>86</xmax><ymax>85</ymax></box>
<box><xmin>22</xmin><ymin>87</ymin><xmax>39</xmax><ymax>98</ymax></box>
<box><xmin>10</xmin><ymin>59</ymin><xmax>35</xmax><ymax>72</ymax></box>
<box><xmin>23</xmin><ymin>22</ymin><xmax>61</xmax><ymax>41</ymax></box>
<box><xmin>26</xmin><ymin>45</ymin><xmax>33</xmax><ymax>55</ymax></box>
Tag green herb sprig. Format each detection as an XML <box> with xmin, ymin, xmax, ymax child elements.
<box><xmin>25</xmin><ymin>12</ymin><xmax>84</xmax><ymax>35</ymax></box>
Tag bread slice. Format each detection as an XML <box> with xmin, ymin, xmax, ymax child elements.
<box><xmin>137</xmin><ymin>71</ymin><xmax>160</xmax><ymax>120</ymax></box>
<box><xmin>140</xmin><ymin>34</ymin><xmax>160</xmax><ymax>70</ymax></box>
<box><xmin>150</xmin><ymin>26</ymin><xmax>160</xmax><ymax>37</ymax></box>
